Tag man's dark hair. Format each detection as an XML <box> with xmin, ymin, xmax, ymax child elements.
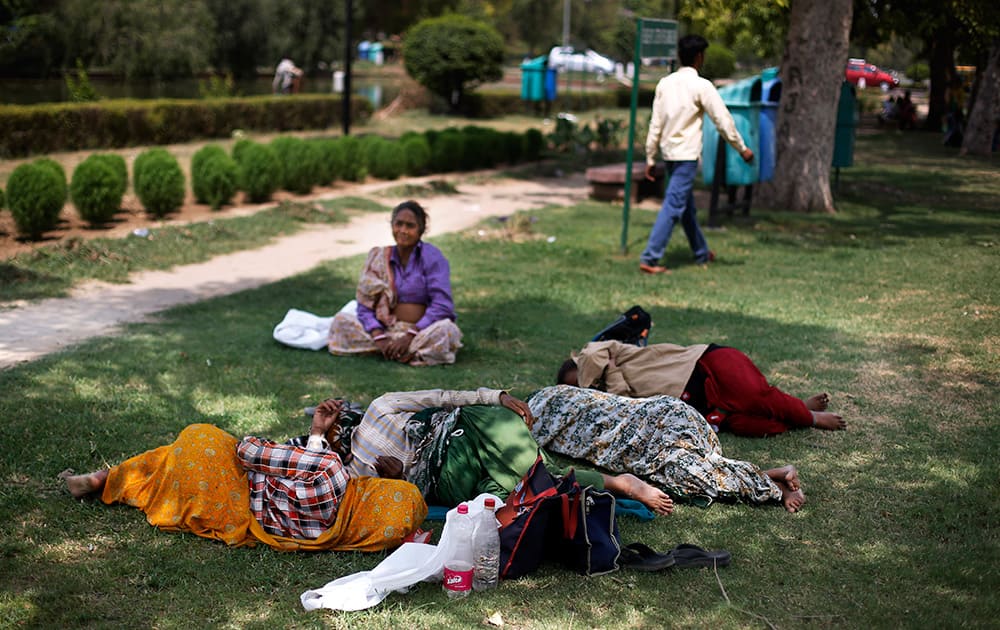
<box><xmin>678</xmin><ymin>35</ymin><xmax>709</xmax><ymax>67</ymax></box>
<box><xmin>556</xmin><ymin>358</ymin><xmax>577</xmax><ymax>385</ymax></box>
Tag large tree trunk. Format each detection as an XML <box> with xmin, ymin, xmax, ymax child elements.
<box><xmin>961</xmin><ymin>41</ymin><xmax>1000</xmax><ymax>156</ymax></box>
<box><xmin>758</xmin><ymin>0</ymin><xmax>852</xmax><ymax>213</ymax></box>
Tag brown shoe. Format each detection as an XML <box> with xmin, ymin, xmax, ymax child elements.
<box><xmin>639</xmin><ymin>263</ymin><xmax>669</xmax><ymax>274</ymax></box>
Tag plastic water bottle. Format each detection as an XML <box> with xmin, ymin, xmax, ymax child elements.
<box><xmin>473</xmin><ymin>498</ymin><xmax>501</xmax><ymax>591</ymax></box>
<box><xmin>443</xmin><ymin>503</ymin><xmax>475</xmax><ymax>599</ymax></box>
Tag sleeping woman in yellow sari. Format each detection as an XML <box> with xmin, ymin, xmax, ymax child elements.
<box><xmin>62</xmin><ymin>400</ymin><xmax>426</xmax><ymax>552</ymax></box>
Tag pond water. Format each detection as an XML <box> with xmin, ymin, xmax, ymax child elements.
<box><xmin>0</xmin><ymin>76</ymin><xmax>400</xmax><ymax>109</ymax></box>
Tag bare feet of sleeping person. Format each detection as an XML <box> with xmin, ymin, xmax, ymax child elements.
<box><xmin>804</xmin><ymin>392</ymin><xmax>830</xmax><ymax>411</ymax></box>
<box><xmin>812</xmin><ymin>410</ymin><xmax>847</xmax><ymax>430</ymax></box>
<box><xmin>765</xmin><ymin>465</ymin><xmax>800</xmax><ymax>491</ymax></box>
<box><xmin>604</xmin><ymin>473</ymin><xmax>674</xmax><ymax>516</ymax></box>
<box><xmin>777</xmin><ymin>481</ymin><xmax>807</xmax><ymax>512</ymax></box>
<box><xmin>60</xmin><ymin>469</ymin><xmax>109</xmax><ymax>498</ymax></box>
<box><xmin>764</xmin><ymin>466</ymin><xmax>805</xmax><ymax>512</ymax></box>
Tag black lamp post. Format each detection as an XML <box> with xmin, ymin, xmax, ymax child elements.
<box><xmin>342</xmin><ymin>0</ymin><xmax>353</xmax><ymax>136</ymax></box>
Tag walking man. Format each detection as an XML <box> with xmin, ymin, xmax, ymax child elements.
<box><xmin>640</xmin><ymin>35</ymin><xmax>754</xmax><ymax>274</ymax></box>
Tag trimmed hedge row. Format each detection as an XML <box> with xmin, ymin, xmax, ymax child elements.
<box><xmin>437</xmin><ymin>87</ymin><xmax>656</xmax><ymax>118</ymax></box>
<box><xmin>3</xmin><ymin>125</ymin><xmax>548</xmax><ymax>240</ymax></box>
<box><xmin>0</xmin><ymin>95</ymin><xmax>374</xmax><ymax>159</ymax></box>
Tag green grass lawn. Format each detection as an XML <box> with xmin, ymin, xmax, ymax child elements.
<box><xmin>1</xmin><ymin>130</ymin><xmax>997</xmax><ymax>628</ymax></box>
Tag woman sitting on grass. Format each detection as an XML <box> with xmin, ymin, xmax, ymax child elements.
<box><xmin>328</xmin><ymin>200</ymin><xmax>463</xmax><ymax>365</ymax></box>
<box><xmin>527</xmin><ymin>385</ymin><xmax>807</xmax><ymax>512</ymax></box>
<box><xmin>558</xmin><ymin>340</ymin><xmax>845</xmax><ymax>437</ymax></box>
<box><xmin>62</xmin><ymin>400</ymin><xmax>426</xmax><ymax>552</ymax></box>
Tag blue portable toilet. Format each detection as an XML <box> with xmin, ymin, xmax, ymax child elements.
<box><xmin>758</xmin><ymin>67</ymin><xmax>781</xmax><ymax>183</ymax></box>
<box><xmin>702</xmin><ymin>76</ymin><xmax>762</xmax><ymax>186</ymax></box>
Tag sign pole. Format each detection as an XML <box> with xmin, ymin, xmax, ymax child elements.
<box><xmin>620</xmin><ymin>18</ymin><xmax>677</xmax><ymax>255</ymax></box>
<box><xmin>620</xmin><ymin>20</ymin><xmax>642</xmax><ymax>255</ymax></box>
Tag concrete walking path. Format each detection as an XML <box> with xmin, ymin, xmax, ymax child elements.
<box><xmin>0</xmin><ymin>175</ymin><xmax>589</xmax><ymax>369</ymax></box>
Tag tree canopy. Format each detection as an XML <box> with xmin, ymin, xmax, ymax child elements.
<box><xmin>403</xmin><ymin>14</ymin><xmax>504</xmax><ymax>110</ymax></box>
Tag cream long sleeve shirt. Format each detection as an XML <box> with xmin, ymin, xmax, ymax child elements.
<box><xmin>645</xmin><ymin>66</ymin><xmax>748</xmax><ymax>164</ymax></box>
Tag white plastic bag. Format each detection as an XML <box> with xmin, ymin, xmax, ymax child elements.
<box><xmin>300</xmin><ymin>494</ymin><xmax>502</xmax><ymax>612</ymax></box>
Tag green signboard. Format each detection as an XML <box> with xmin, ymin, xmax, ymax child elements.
<box><xmin>639</xmin><ymin>18</ymin><xmax>678</xmax><ymax>60</ymax></box>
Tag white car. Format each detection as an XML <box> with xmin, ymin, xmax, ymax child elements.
<box><xmin>547</xmin><ymin>46</ymin><xmax>616</xmax><ymax>76</ymax></box>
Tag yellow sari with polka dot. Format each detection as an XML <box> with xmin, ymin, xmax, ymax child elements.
<box><xmin>101</xmin><ymin>424</ymin><xmax>427</xmax><ymax>552</ymax></box>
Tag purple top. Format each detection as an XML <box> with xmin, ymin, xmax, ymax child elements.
<box><xmin>357</xmin><ymin>241</ymin><xmax>456</xmax><ymax>333</ymax></box>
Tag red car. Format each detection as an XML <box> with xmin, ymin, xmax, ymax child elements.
<box><xmin>845</xmin><ymin>59</ymin><xmax>899</xmax><ymax>90</ymax></box>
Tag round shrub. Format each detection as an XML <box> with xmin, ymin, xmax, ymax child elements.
<box><xmin>702</xmin><ymin>43</ymin><xmax>736</xmax><ymax>81</ymax></box>
<box><xmin>70</xmin><ymin>155</ymin><xmax>124</xmax><ymax>225</ymax></box>
<box><xmin>503</xmin><ymin>131</ymin><xmax>524</xmax><ymax>164</ymax></box>
<box><xmin>369</xmin><ymin>139</ymin><xmax>407</xmax><ymax>180</ymax></box>
<box><xmin>336</xmin><ymin>136</ymin><xmax>367</xmax><ymax>182</ymax></box>
<box><xmin>133</xmin><ymin>149</ymin><xmax>186</xmax><ymax>218</ymax></box>
<box><xmin>310</xmin><ymin>139</ymin><xmax>337</xmax><ymax>186</ymax></box>
<box><xmin>191</xmin><ymin>144</ymin><xmax>228</xmax><ymax>203</ymax></box>
<box><xmin>6</xmin><ymin>163</ymin><xmax>65</xmax><ymax>239</ymax></box>
<box><xmin>270</xmin><ymin>137</ymin><xmax>322</xmax><ymax>194</ymax></box>
<box><xmin>523</xmin><ymin>128</ymin><xmax>544</xmax><ymax>161</ymax></box>
<box><xmin>401</xmin><ymin>135</ymin><xmax>431</xmax><ymax>175</ymax></box>
<box><xmin>88</xmin><ymin>154</ymin><xmax>128</xmax><ymax>198</ymax></box>
<box><xmin>232</xmin><ymin>138</ymin><xmax>255</xmax><ymax>163</ymax></box>
<box><xmin>430</xmin><ymin>130</ymin><xmax>465</xmax><ymax>173</ymax></box>
<box><xmin>194</xmin><ymin>154</ymin><xmax>239</xmax><ymax>210</ymax></box>
<box><xmin>357</xmin><ymin>135</ymin><xmax>385</xmax><ymax>174</ymax></box>
<box><xmin>33</xmin><ymin>157</ymin><xmax>68</xmax><ymax>204</ymax></box>
<box><xmin>235</xmin><ymin>141</ymin><xmax>282</xmax><ymax>202</ymax></box>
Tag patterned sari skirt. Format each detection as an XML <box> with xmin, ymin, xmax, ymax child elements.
<box><xmin>527</xmin><ymin>386</ymin><xmax>782</xmax><ymax>507</ymax></box>
<box><xmin>101</xmin><ymin>424</ymin><xmax>427</xmax><ymax>551</ymax></box>
<box><xmin>327</xmin><ymin>313</ymin><xmax>462</xmax><ymax>366</ymax></box>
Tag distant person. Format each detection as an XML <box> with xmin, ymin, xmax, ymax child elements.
<box><xmin>879</xmin><ymin>95</ymin><xmax>898</xmax><ymax>126</ymax></box>
<box><xmin>897</xmin><ymin>90</ymin><xmax>917</xmax><ymax>131</ymax></box>
<box><xmin>556</xmin><ymin>340</ymin><xmax>846</xmax><ymax>438</ymax></box>
<box><xmin>640</xmin><ymin>34</ymin><xmax>754</xmax><ymax>275</ymax></box>
<box><xmin>327</xmin><ymin>201</ymin><xmax>463</xmax><ymax>365</ymax></box>
<box><xmin>273</xmin><ymin>57</ymin><xmax>303</xmax><ymax>95</ymax></box>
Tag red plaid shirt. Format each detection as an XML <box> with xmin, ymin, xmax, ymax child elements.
<box><xmin>237</xmin><ymin>434</ymin><xmax>350</xmax><ymax>540</ymax></box>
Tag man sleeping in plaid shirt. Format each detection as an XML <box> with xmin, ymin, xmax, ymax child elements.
<box><xmin>237</xmin><ymin>399</ymin><xmax>354</xmax><ymax>539</ymax></box>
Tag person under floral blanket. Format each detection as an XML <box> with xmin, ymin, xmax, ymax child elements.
<box><xmin>527</xmin><ymin>385</ymin><xmax>806</xmax><ymax>512</ymax></box>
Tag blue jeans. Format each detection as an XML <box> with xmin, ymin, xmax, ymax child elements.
<box><xmin>640</xmin><ymin>160</ymin><xmax>709</xmax><ymax>265</ymax></box>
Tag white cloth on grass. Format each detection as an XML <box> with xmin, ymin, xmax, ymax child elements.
<box><xmin>272</xmin><ymin>303</ymin><xmax>352</xmax><ymax>351</ymax></box>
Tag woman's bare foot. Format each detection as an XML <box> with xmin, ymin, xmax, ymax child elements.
<box><xmin>764</xmin><ymin>465</ymin><xmax>800</xmax><ymax>492</ymax></box>
<box><xmin>812</xmin><ymin>411</ymin><xmax>846</xmax><ymax>430</ymax></box>
<box><xmin>60</xmin><ymin>469</ymin><xmax>108</xmax><ymax>498</ymax></box>
<box><xmin>804</xmin><ymin>393</ymin><xmax>830</xmax><ymax>411</ymax></box>
<box><xmin>605</xmin><ymin>473</ymin><xmax>674</xmax><ymax>516</ymax></box>
<box><xmin>776</xmin><ymin>480</ymin><xmax>806</xmax><ymax>513</ymax></box>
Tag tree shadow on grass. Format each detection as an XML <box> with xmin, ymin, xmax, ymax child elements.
<box><xmin>1</xmin><ymin>264</ymin><xmax>996</xmax><ymax>626</ymax></box>
<box><xmin>0</xmin><ymin>262</ymin><xmax>71</xmax><ymax>301</ymax></box>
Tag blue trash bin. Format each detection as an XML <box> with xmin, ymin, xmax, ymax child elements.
<box><xmin>832</xmin><ymin>81</ymin><xmax>858</xmax><ymax>168</ymax></box>
<box><xmin>702</xmin><ymin>76</ymin><xmax>761</xmax><ymax>186</ymax></box>
<box><xmin>544</xmin><ymin>67</ymin><xmax>558</xmax><ymax>102</ymax></box>
<box><xmin>520</xmin><ymin>56</ymin><xmax>547</xmax><ymax>102</ymax></box>
<box><xmin>759</xmin><ymin>68</ymin><xmax>781</xmax><ymax>182</ymax></box>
